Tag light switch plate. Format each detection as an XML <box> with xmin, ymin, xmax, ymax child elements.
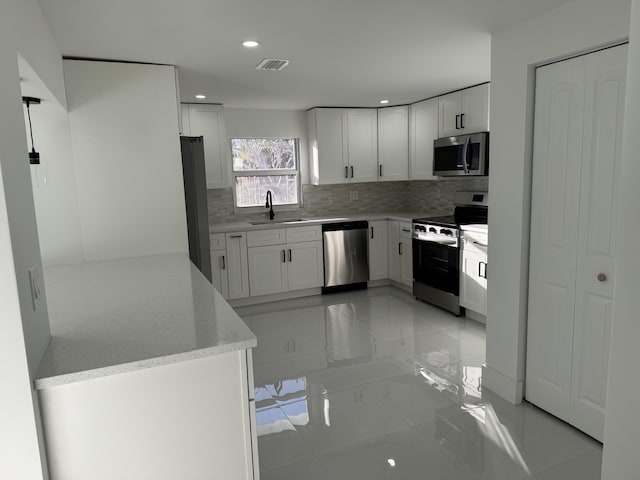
<box><xmin>28</xmin><ymin>265</ymin><xmax>42</xmax><ymax>310</ymax></box>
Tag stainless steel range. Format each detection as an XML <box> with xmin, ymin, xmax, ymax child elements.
<box><xmin>413</xmin><ymin>191</ymin><xmax>488</xmax><ymax>315</ymax></box>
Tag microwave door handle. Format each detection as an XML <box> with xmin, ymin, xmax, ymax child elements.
<box><xmin>462</xmin><ymin>136</ymin><xmax>470</xmax><ymax>174</ymax></box>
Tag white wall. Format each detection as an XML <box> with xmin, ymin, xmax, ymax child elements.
<box><xmin>27</xmin><ymin>104</ymin><xmax>84</xmax><ymax>266</ymax></box>
<box><xmin>0</xmin><ymin>0</ymin><xmax>67</xmax><ymax>477</ymax></box>
<box><xmin>224</xmin><ymin>108</ymin><xmax>310</xmax><ymax>184</ymax></box>
<box><xmin>484</xmin><ymin>0</ymin><xmax>630</xmax><ymax>402</ymax></box>
<box><xmin>64</xmin><ymin>60</ymin><xmax>188</xmax><ymax>261</ymax></box>
<box><xmin>602</xmin><ymin>1</ymin><xmax>640</xmax><ymax>477</ymax></box>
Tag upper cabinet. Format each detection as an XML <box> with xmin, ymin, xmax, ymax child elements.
<box><xmin>377</xmin><ymin>106</ymin><xmax>409</xmax><ymax>181</ymax></box>
<box><xmin>438</xmin><ymin>83</ymin><xmax>490</xmax><ymax>137</ymax></box>
<box><xmin>181</xmin><ymin>103</ymin><xmax>230</xmax><ymax>189</ymax></box>
<box><xmin>409</xmin><ymin>98</ymin><xmax>438</xmax><ymax>180</ymax></box>
<box><xmin>308</xmin><ymin>108</ymin><xmax>378</xmax><ymax>184</ymax></box>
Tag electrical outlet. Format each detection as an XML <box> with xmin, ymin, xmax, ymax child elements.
<box><xmin>349</xmin><ymin>191</ymin><xmax>358</xmax><ymax>200</ymax></box>
<box><xmin>28</xmin><ymin>265</ymin><xmax>42</xmax><ymax>310</ymax></box>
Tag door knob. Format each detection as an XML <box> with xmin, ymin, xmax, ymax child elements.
<box><xmin>597</xmin><ymin>273</ymin><xmax>607</xmax><ymax>282</ymax></box>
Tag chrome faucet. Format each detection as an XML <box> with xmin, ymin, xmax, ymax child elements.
<box><xmin>265</xmin><ymin>190</ymin><xmax>275</xmax><ymax>220</ymax></box>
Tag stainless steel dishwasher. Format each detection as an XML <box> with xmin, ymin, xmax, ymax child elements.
<box><xmin>322</xmin><ymin>221</ymin><xmax>369</xmax><ymax>293</ymax></box>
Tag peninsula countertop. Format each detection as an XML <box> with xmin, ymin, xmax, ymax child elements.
<box><xmin>35</xmin><ymin>254</ymin><xmax>257</xmax><ymax>389</ymax></box>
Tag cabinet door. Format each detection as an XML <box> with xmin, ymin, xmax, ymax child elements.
<box><xmin>313</xmin><ymin>108</ymin><xmax>349</xmax><ymax>184</ymax></box>
<box><xmin>460</xmin><ymin>83</ymin><xmax>490</xmax><ymax>134</ymax></box>
<box><xmin>226</xmin><ymin>233</ymin><xmax>250</xmax><ymax>299</ymax></box>
<box><xmin>248</xmin><ymin>245</ymin><xmax>288</xmax><ymax>297</ymax></box>
<box><xmin>287</xmin><ymin>241</ymin><xmax>324</xmax><ymax>291</ymax></box>
<box><xmin>570</xmin><ymin>44</ymin><xmax>627</xmax><ymax>442</ymax></box>
<box><xmin>388</xmin><ymin>221</ymin><xmax>401</xmax><ymax>282</ymax></box>
<box><xmin>460</xmin><ymin>249</ymin><xmax>487</xmax><ymax>315</ymax></box>
<box><xmin>183</xmin><ymin>104</ymin><xmax>229</xmax><ymax>189</ymax></box>
<box><xmin>347</xmin><ymin>109</ymin><xmax>378</xmax><ymax>183</ymax></box>
<box><xmin>378</xmin><ymin>106</ymin><xmax>409</xmax><ymax>181</ymax></box>
<box><xmin>409</xmin><ymin>98</ymin><xmax>438</xmax><ymax>180</ymax></box>
<box><xmin>438</xmin><ymin>92</ymin><xmax>462</xmax><ymax>137</ymax></box>
<box><xmin>368</xmin><ymin>221</ymin><xmax>389</xmax><ymax>281</ymax></box>
<box><xmin>211</xmin><ymin>250</ymin><xmax>230</xmax><ymax>299</ymax></box>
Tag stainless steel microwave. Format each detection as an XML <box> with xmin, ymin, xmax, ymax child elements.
<box><xmin>433</xmin><ymin>132</ymin><xmax>489</xmax><ymax>177</ymax></box>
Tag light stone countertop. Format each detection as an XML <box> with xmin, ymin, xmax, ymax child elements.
<box><xmin>461</xmin><ymin>224</ymin><xmax>489</xmax><ymax>234</ymax></box>
<box><xmin>209</xmin><ymin>211</ymin><xmax>437</xmax><ymax>234</ymax></box>
<box><xmin>35</xmin><ymin>254</ymin><xmax>257</xmax><ymax>389</ymax></box>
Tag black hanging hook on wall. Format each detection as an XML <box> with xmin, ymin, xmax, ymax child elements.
<box><xmin>22</xmin><ymin>96</ymin><xmax>41</xmax><ymax>165</ymax></box>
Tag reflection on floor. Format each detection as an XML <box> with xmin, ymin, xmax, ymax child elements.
<box><xmin>235</xmin><ymin>286</ymin><xmax>602</xmax><ymax>480</ymax></box>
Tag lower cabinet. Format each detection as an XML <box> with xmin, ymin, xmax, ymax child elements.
<box><xmin>460</xmin><ymin>230</ymin><xmax>488</xmax><ymax>315</ymax></box>
<box><xmin>247</xmin><ymin>226</ymin><xmax>324</xmax><ymax>297</ymax></box>
<box><xmin>210</xmin><ymin>233</ymin><xmax>229</xmax><ymax>299</ymax></box>
<box><xmin>368</xmin><ymin>221</ymin><xmax>389</xmax><ymax>280</ymax></box>
<box><xmin>226</xmin><ymin>232</ymin><xmax>250</xmax><ymax>299</ymax></box>
<box><xmin>388</xmin><ymin>221</ymin><xmax>413</xmax><ymax>287</ymax></box>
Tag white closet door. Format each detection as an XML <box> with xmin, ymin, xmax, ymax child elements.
<box><xmin>570</xmin><ymin>45</ymin><xmax>627</xmax><ymax>441</ymax></box>
<box><xmin>526</xmin><ymin>55</ymin><xmax>586</xmax><ymax>422</ymax></box>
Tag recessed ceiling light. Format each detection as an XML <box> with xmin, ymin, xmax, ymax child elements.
<box><xmin>195</xmin><ymin>94</ymin><xmax>206</xmax><ymax>99</ymax></box>
<box><xmin>243</xmin><ymin>40</ymin><xmax>260</xmax><ymax>48</ymax></box>
<box><xmin>380</xmin><ymin>99</ymin><xmax>389</xmax><ymax>104</ymax></box>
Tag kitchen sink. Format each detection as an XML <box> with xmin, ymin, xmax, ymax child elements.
<box><xmin>248</xmin><ymin>218</ymin><xmax>308</xmax><ymax>225</ymax></box>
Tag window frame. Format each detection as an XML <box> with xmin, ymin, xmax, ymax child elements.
<box><xmin>230</xmin><ymin>137</ymin><xmax>303</xmax><ymax>214</ymax></box>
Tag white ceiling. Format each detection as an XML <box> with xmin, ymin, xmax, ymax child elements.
<box><xmin>38</xmin><ymin>0</ymin><xmax>574</xmax><ymax>110</ymax></box>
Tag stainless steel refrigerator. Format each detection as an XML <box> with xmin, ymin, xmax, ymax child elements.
<box><xmin>180</xmin><ymin>136</ymin><xmax>212</xmax><ymax>282</ymax></box>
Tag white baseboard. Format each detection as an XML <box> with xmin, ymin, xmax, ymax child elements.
<box><xmin>465</xmin><ymin>309</ymin><xmax>486</xmax><ymax>324</ymax></box>
<box><xmin>228</xmin><ymin>288</ymin><xmax>322</xmax><ymax>308</ymax></box>
<box><xmin>482</xmin><ymin>365</ymin><xmax>524</xmax><ymax>404</ymax></box>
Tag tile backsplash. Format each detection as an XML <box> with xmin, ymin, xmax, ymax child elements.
<box><xmin>208</xmin><ymin>177</ymin><xmax>488</xmax><ymax>225</ymax></box>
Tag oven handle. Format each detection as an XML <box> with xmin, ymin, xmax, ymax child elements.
<box><xmin>413</xmin><ymin>235</ymin><xmax>458</xmax><ymax>246</ymax></box>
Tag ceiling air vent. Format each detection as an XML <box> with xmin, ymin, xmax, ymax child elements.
<box><xmin>255</xmin><ymin>59</ymin><xmax>290</xmax><ymax>71</ymax></box>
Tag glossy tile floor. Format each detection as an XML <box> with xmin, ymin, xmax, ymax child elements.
<box><xmin>236</xmin><ymin>287</ymin><xmax>602</xmax><ymax>480</ymax></box>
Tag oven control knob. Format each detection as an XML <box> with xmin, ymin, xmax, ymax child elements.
<box><xmin>429</xmin><ymin>227</ymin><xmax>437</xmax><ymax>234</ymax></box>
<box><xmin>441</xmin><ymin>229</ymin><xmax>453</xmax><ymax>236</ymax></box>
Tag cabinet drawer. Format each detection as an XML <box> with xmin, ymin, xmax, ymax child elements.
<box><xmin>286</xmin><ymin>225</ymin><xmax>322</xmax><ymax>243</ymax></box>
<box><xmin>210</xmin><ymin>233</ymin><xmax>226</xmax><ymax>251</ymax></box>
<box><xmin>399</xmin><ymin>222</ymin><xmax>412</xmax><ymax>238</ymax></box>
<box><xmin>247</xmin><ymin>229</ymin><xmax>286</xmax><ymax>247</ymax></box>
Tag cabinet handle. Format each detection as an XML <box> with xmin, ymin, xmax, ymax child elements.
<box><xmin>281</xmin><ymin>250</ymin><xmax>286</xmax><ymax>263</ymax></box>
<box><xmin>371</xmin><ymin>227</ymin><xmax>374</xmax><ymax>239</ymax></box>
<box><xmin>220</xmin><ymin>255</ymin><xmax>226</xmax><ymax>270</ymax></box>
<box><xmin>399</xmin><ymin>242</ymin><xmax>402</xmax><ymax>255</ymax></box>
<box><xmin>455</xmin><ymin>114</ymin><xmax>460</xmax><ymax>129</ymax></box>
<box><xmin>288</xmin><ymin>249</ymin><xmax>292</xmax><ymax>262</ymax></box>
<box><xmin>460</xmin><ymin>113</ymin><xmax>465</xmax><ymax>129</ymax></box>
<box><xmin>345</xmin><ymin>166</ymin><xmax>348</xmax><ymax>179</ymax></box>
<box><xmin>402</xmin><ymin>228</ymin><xmax>411</xmax><ymax>233</ymax></box>
<box><xmin>230</xmin><ymin>235</ymin><xmax>242</xmax><ymax>239</ymax></box>
<box><xmin>350</xmin><ymin>166</ymin><xmax>354</xmax><ymax>178</ymax></box>
<box><xmin>379</xmin><ymin>165</ymin><xmax>383</xmax><ymax>177</ymax></box>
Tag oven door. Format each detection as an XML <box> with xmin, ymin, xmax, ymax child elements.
<box><xmin>433</xmin><ymin>132</ymin><xmax>488</xmax><ymax>177</ymax></box>
<box><xmin>413</xmin><ymin>238</ymin><xmax>460</xmax><ymax>295</ymax></box>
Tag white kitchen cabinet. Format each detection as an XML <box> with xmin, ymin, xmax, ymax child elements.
<box><xmin>247</xmin><ymin>226</ymin><xmax>324</xmax><ymax>297</ymax></box>
<box><xmin>181</xmin><ymin>103</ymin><xmax>230</xmax><ymax>189</ymax></box>
<box><xmin>287</xmin><ymin>240</ymin><xmax>324</xmax><ymax>290</ymax></box>
<box><xmin>308</xmin><ymin>108</ymin><xmax>378</xmax><ymax>184</ymax></box>
<box><xmin>368</xmin><ymin>221</ymin><xmax>389</xmax><ymax>281</ymax></box>
<box><xmin>210</xmin><ymin>233</ymin><xmax>230</xmax><ymax>299</ymax></box>
<box><xmin>409</xmin><ymin>98</ymin><xmax>439</xmax><ymax>180</ymax></box>
<box><xmin>460</xmin><ymin>230</ymin><xmax>488</xmax><ymax>316</ymax></box>
<box><xmin>388</xmin><ymin>221</ymin><xmax>413</xmax><ymax>287</ymax></box>
<box><xmin>438</xmin><ymin>83</ymin><xmax>490</xmax><ymax>137</ymax></box>
<box><xmin>377</xmin><ymin>106</ymin><xmax>409</xmax><ymax>181</ymax></box>
<box><xmin>225</xmin><ymin>232</ymin><xmax>250</xmax><ymax>299</ymax></box>
<box><xmin>526</xmin><ymin>45</ymin><xmax>627</xmax><ymax>442</ymax></box>
<box><xmin>248</xmin><ymin>244</ymin><xmax>289</xmax><ymax>296</ymax></box>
